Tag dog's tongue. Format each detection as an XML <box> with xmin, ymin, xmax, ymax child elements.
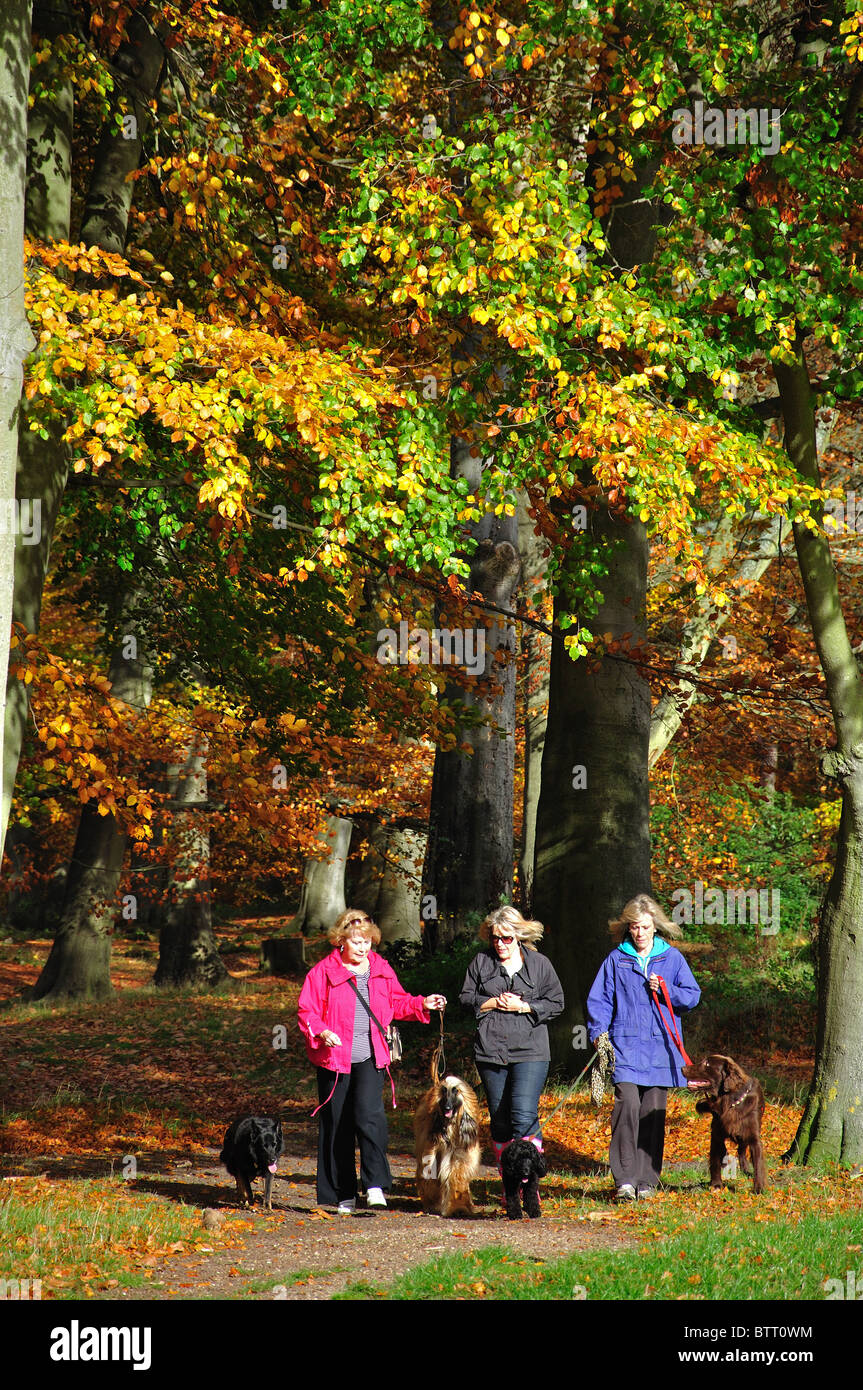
<box><xmin>687</xmin><ymin>1080</ymin><xmax>709</xmax><ymax>1089</ymax></box>
<box><xmin>268</xmin><ymin>1163</ymin><xmax>278</xmax><ymax>1173</ymax></box>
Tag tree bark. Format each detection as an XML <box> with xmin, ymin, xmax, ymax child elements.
<box><xmin>154</xmin><ymin>733</ymin><xmax>229</xmax><ymax>988</ymax></box>
<box><xmin>0</xmin><ymin>0</ymin><xmax>36</xmax><ymax>872</ymax></box>
<box><xmin>2</xmin><ymin>4</ymin><xmax>74</xmax><ymax>861</ymax></box>
<box><xmin>517</xmin><ymin>495</ymin><xmax>551</xmax><ymax>914</ymax></box>
<box><xmin>774</xmin><ymin>346</ymin><xmax>863</xmax><ymax>1166</ymax></box>
<box><xmin>376</xmin><ymin>820</ymin><xmax>426</xmax><ymax>944</ymax></box>
<box><xmin>292</xmin><ymin>814</ymin><xmax>352</xmax><ymax>934</ymax></box>
<box><xmin>31</xmin><ymin>608</ymin><xmax>151</xmax><ymax>1000</ymax></box>
<box><xmin>534</xmin><ymin>511</ymin><xmax>652</xmax><ymax>1071</ymax></box>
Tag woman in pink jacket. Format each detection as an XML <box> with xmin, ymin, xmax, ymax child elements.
<box><xmin>298</xmin><ymin>908</ymin><xmax>447</xmax><ymax>1213</ymax></box>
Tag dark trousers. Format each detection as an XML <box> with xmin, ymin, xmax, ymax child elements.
<box><xmin>315</xmin><ymin>1060</ymin><xmax>391</xmax><ymax>1206</ymax></box>
<box><xmin>610</xmin><ymin>1083</ymin><xmax>667</xmax><ymax>1189</ymax></box>
<box><xmin>477</xmin><ymin>1060</ymin><xmax>549</xmax><ymax>1143</ymax></box>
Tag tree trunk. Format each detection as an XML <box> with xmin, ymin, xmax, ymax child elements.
<box><xmin>0</xmin><ymin>0</ymin><xmax>36</xmax><ymax>872</ymax></box>
<box><xmin>376</xmin><ymin>820</ymin><xmax>426</xmax><ymax>944</ymax></box>
<box><xmin>2</xmin><ymin>4</ymin><xmax>74</xmax><ymax>860</ymax></box>
<box><xmin>31</xmin><ymin>611</ymin><xmax>151</xmax><ymax>1000</ymax></box>
<box><xmin>423</xmin><ymin>506</ymin><xmax>521</xmax><ymax>945</ymax></box>
<box><xmin>154</xmin><ymin>733</ymin><xmax>228</xmax><ymax>988</ymax></box>
<box><xmin>292</xmin><ymin>814</ymin><xmax>352</xmax><ymax>934</ymax></box>
<box><xmin>533</xmin><ymin>510</ymin><xmax>651</xmax><ymax>1073</ymax></box>
<box><xmin>2</xmin><ymin>6</ymin><xmax>166</xmax><ymax>861</ymax></box>
<box><xmin>78</xmin><ymin>13</ymin><xmax>165</xmax><ymax>254</ymax></box>
<box><xmin>422</xmin><ymin>2</ymin><xmax>522</xmax><ymax>945</ymax></box>
<box><xmin>774</xmin><ymin>346</ymin><xmax>863</xmax><ymax>1166</ymax></box>
<box><xmin>517</xmin><ymin>495</ymin><xmax>551</xmax><ymax>914</ymax></box>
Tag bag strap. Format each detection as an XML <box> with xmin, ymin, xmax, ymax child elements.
<box><xmin>347</xmin><ymin>975</ymin><xmax>390</xmax><ymax>1045</ymax></box>
<box><xmin>347</xmin><ymin>976</ymin><xmax>398</xmax><ymax>1110</ymax></box>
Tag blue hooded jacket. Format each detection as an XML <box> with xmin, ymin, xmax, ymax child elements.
<box><xmin>586</xmin><ymin>937</ymin><xmax>701</xmax><ymax>1087</ymax></box>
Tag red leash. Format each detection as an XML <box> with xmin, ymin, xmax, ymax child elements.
<box><xmin>652</xmin><ymin>976</ymin><xmax>692</xmax><ymax>1066</ymax></box>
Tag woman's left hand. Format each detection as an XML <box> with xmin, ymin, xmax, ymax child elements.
<box><xmin>648</xmin><ymin>972</ymin><xmax>661</xmax><ymax>993</ymax></box>
<box><xmin>424</xmin><ymin>993</ymin><xmax>447</xmax><ymax>1011</ymax></box>
<box><xmin>498</xmin><ymin>992</ymin><xmax>530</xmax><ymax>1013</ymax></box>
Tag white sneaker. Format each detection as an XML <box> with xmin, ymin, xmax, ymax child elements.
<box><xmin>615</xmin><ymin>1183</ymin><xmax>637</xmax><ymax>1202</ymax></box>
<box><xmin>366</xmin><ymin>1187</ymin><xmax>387</xmax><ymax>1208</ymax></box>
<box><xmin>337</xmin><ymin>1198</ymin><xmax>356</xmax><ymax>1215</ymax></box>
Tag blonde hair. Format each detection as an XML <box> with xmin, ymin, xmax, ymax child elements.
<box><xmin>478</xmin><ymin>905</ymin><xmax>545</xmax><ymax>952</ymax></box>
<box><xmin>608</xmin><ymin>893</ymin><xmax>682</xmax><ymax>944</ymax></box>
<box><xmin>328</xmin><ymin>908</ymin><xmax>382</xmax><ymax>948</ymax></box>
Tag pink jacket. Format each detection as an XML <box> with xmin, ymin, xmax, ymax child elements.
<box><xmin>297</xmin><ymin>949</ymin><xmax>430</xmax><ymax>1073</ymax></box>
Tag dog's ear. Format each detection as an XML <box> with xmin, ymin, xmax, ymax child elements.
<box><xmin>458</xmin><ymin>1108</ymin><xmax>478</xmax><ymax>1147</ymax></box>
<box><xmin>719</xmin><ymin>1057</ymin><xmax>749</xmax><ymax>1092</ymax></box>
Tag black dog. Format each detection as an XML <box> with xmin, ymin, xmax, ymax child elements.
<box><xmin>501</xmin><ymin>1139</ymin><xmax>547</xmax><ymax>1221</ymax></box>
<box><xmin>219</xmin><ymin>1116</ymin><xmax>284</xmax><ymax>1209</ymax></box>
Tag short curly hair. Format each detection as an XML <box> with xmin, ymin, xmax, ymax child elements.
<box><xmin>328</xmin><ymin>908</ymin><xmax>382</xmax><ymax>948</ymax></box>
<box><xmin>478</xmin><ymin>905</ymin><xmax>545</xmax><ymax>952</ymax></box>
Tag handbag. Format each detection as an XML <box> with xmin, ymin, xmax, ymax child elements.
<box><xmin>347</xmin><ymin>977</ymin><xmax>403</xmax><ymax>1063</ymax></box>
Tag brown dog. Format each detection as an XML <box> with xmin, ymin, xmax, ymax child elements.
<box><xmin>414</xmin><ymin>1061</ymin><xmax>481</xmax><ymax>1217</ymax></box>
<box><xmin>682</xmin><ymin>1054</ymin><xmax>766</xmax><ymax>1193</ymax></box>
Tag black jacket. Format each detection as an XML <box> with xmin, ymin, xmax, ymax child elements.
<box><xmin>459</xmin><ymin>948</ymin><xmax>565</xmax><ymax>1064</ymax></box>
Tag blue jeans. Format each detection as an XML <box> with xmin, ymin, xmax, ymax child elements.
<box><xmin>476</xmin><ymin>1060</ymin><xmax>549</xmax><ymax>1143</ymax></box>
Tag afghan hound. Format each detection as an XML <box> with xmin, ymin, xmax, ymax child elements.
<box><xmin>414</xmin><ymin>1059</ymin><xmax>481</xmax><ymax>1217</ymax></box>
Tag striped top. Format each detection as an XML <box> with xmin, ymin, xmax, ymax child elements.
<box><xmin>347</xmin><ymin>965</ymin><xmax>373</xmax><ymax>1063</ymax></box>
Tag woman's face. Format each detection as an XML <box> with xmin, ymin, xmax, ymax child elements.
<box><xmin>629</xmin><ymin>913</ymin><xmax>655</xmax><ymax>952</ymax></box>
<box><xmin>491</xmin><ymin>925</ymin><xmax>520</xmax><ymax>964</ymax></box>
<box><xmin>341</xmin><ymin>924</ymin><xmax>373</xmax><ymax>966</ymax></box>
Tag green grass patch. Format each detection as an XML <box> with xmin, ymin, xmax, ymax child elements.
<box><xmin>0</xmin><ymin>1175</ymin><xmax>214</xmax><ymax>1299</ymax></box>
<box><xmin>336</xmin><ymin>1173</ymin><xmax>863</xmax><ymax>1300</ymax></box>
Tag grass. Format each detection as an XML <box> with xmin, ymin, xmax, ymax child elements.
<box><xmin>335</xmin><ymin>1169</ymin><xmax>863</xmax><ymax>1300</ymax></box>
<box><xmin>0</xmin><ymin>1175</ymin><xmax>225</xmax><ymax>1299</ymax></box>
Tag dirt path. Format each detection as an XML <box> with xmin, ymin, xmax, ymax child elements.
<box><xmin>105</xmin><ymin>1142</ymin><xmax>631</xmax><ymax>1301</ymax></box>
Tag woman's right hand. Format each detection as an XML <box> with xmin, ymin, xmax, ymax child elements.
<box><xmin>318</xmin><ymin>1029</ymin><xmax>342</xmax><ymax>1047</ymax></box>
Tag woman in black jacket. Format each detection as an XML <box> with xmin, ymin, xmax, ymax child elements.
<box><xmin>460</xmin><ymin>906</ymin><xmax>564</xmax><ymax>1179</ymax></box>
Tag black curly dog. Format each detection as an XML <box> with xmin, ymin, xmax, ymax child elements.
<box><xmin>220</xmin><ymin>1116</ymin><xmax>283</xmax><ymax>1209</ymax></box>
<box><xmin>501</xmin><ymin>1139</ymin><xmax>546</xmax><ymax>1220</ymax></box>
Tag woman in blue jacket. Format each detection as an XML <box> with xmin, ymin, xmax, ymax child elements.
<box><xmin>587</xmin><ymin>894</ymin><xmax>700</xmax><ymax>1201</ymax></box>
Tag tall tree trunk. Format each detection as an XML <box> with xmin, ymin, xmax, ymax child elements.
<box><xmin>0</xmin><ymin>0</ymin><xmax>36</xmax><ymax>872</ymax></box>
<box><xmin>31</xmin><ymin>609</ymin><xmax>151</xmax><ymax>1000</ymax></box>
<box><xmin>424</xmin><ymin>517</ymin><xmax>521</xmax><ymax>945</ymax></box>
<box><xmin>292</xmin><ymin>814</ymin><xmax>352</xmax><ymax>934</ymax></box>
<box><xmin>154</xmin><ymin>733</ymin><xmax>228</xmax><ymax>987</ymax></box>
<box><xmin>518</xmin><ymin>495</ymin><xmax>551</xmax><ymax>914</ymax></box>
<box><xmin>376</xmin><ymin>819</ymin><xmax>426</xmax><ymax>944</ymax></box>
<box><xmin>422</xmin><ymin>1</ymin><xmax>522</xmax><ymax>944</ymax></box>
<box><xmin>2</xmin><ymin>2</ymin><xmax>74</xmax><ymax>860</ymax></box>
<box><xmin>775</xmin><ymin>346</ymin><xmax>863</xmax><ymax>1166</ymax></box>
<box><xmin>534</xmin><ymin>512</ymin><xmax>651</xmax><ymax>1071</ymax></box>
<box><xmin>531</xmin><ymin>14</ymin><xmax>661</xmax><ymax>1071</ymax></box>
<box><xmin>2</xmin><ymin>8</ymin><xmax>165</xmax><ymax>861</ymax></box>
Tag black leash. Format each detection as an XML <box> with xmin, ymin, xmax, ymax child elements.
<box><xmin>522</xmin><ymin>1047</ymin><xmax>600</xmax><ymax>1142</ymax></box>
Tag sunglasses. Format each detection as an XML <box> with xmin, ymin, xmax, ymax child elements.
<box><xmin>346</xmin><ymin>917</ymin><xmax>371</xmax><ymax>929</ymax></box>
<box><xmin>492</xmin><ymin>935</ymin><xmax>515</xmax><ymax>944</ymax></box>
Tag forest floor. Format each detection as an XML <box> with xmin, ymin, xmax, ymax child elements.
<box><xmin>0</xmin><ymin>917</ymin><xmax>830</xmax><ymax>1302</ymax></box>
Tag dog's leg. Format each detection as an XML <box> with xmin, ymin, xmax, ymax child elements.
<box><xmin>737</xmin><ymin>1141</ymin><xmax>752</xmax><ymax>1176</ymax></box>
<box><xmin>264</xmin><ymin>1171</ymin><xmax>274</xmax><ymax>1209</ymax></box>
<box><xmin>708</xmin><ymin>1117</ymin><xmax>726</xmax><ymax>1189</ymax></box>
<box><xmin>750</xmin><ymin>1136</ymin><xmax>766</xmax><ymax>1193</ymax></box>
<box><xmin>234</xmin><ymin>1175</ymin><xmax>249</xmax><ymax>1207</ymax></box>
<box><xmin>524</xmin><ymin>1173</ymin><xmax>541</xmax><ymax>1220</ymax></box>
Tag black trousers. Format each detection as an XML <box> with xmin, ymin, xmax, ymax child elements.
<box><xmin>610</xmin><ymin>1083</ymin><xmax>667</xmax><ymax>1189</ymax></box>
<box><xmin>315</xmin><ymin>1060</ymin><xmax>391</xmax><ymax>1206</ymax></box>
